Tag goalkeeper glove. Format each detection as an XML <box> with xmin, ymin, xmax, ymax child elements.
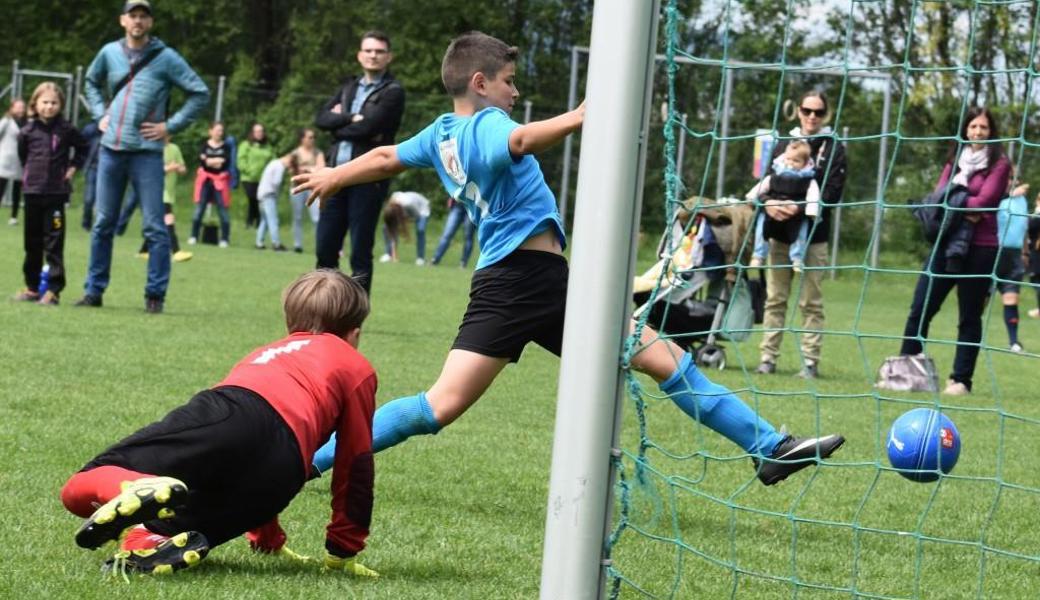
<box><xmin>322</xmin><ymin>553</ymin><xmax>380</xmax><ymax>578</ymax></box>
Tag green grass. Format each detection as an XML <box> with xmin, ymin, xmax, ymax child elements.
<box><xmin>0</xmin><ymin>196</ymin><xmax>1038</xmax><ymax>598</ymax></box>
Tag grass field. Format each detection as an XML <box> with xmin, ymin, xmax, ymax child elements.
<box><xmin>0</xmin><ymin>196</ymin><xmax>1037</xmax><ymax>598</ymax></box>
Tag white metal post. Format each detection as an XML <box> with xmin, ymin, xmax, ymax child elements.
<box><xmin>558</xmin><ymin>46</ymin><xmax>580</xmax><ymax>226</ymax></box>
<box><xmin>715</xmin><ymin>67</ymin><xmax>733</xmax><ymax>198</ymax></box>
<box><xmin>215</xmin><ymin>75</ymin><xmax>226</xmax><ymax>122</ymax></box>
<box><xmin>72</xmin><ymin>65</ymin><xmax>83</xmax><ymax>124</ymax></box>
<box><xmin>539</xmin><ymin>2</ymin><xmax>659</xmax><ymax>598</ymax></box>
<box><xmin>524</xmin><ymin>99</ymin><xmax>533</xmax><ymax>124</ymax></box>
<box><xmin>870</xmin><ymin>79</ymin><xmax>892</xmax><ymax>268</ymax></box>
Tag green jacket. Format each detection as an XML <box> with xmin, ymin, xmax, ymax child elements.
<box><xmin>237</xmin><ymin>141</ymin><xmax>276</xmax><ymax>183</ymax></box>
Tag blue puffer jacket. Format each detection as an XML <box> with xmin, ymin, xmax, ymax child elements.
<box><xmin>85</xmin><ymin>38</ymin><xmax>209</xmax><ymax>153</ymax></box>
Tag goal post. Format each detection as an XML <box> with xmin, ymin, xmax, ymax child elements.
<box><xmin>539</xmin><ymin>1</ymin><xmax>660</xmax><ymax>598</ymax></box>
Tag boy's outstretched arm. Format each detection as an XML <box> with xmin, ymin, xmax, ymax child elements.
<box><xmin>508</xmin><ymin>101</ymin><xmax>585</xmax><ymax>157</ymax></box>
<box><xmin>291</xmin><ymin>145</ymin><xmax>406</xmax><ymax>208</ymax></box>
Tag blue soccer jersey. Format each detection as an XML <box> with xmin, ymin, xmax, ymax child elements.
<box><xmin>396</xmin><ymin>107</ymin><xmax>566</xmax><ymax>269</ymax></box>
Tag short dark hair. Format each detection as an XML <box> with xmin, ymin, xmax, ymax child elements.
<box><xmin>441</xmin><ymin>31</ymin><xmax>519</xmax><ymax>97</ymax></box>
<box><xmin>283</xmin><ymin>270</ymin><xmax>370</xmax><ymax>337</ymax></box>
<box><xmin>361</xmin><ymin>30</ymin><xmax>391</xmax><ymax>51</ymax></box>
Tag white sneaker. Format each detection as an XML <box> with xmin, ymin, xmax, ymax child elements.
<box><xmin>187</xmin><ymin>237</ymin><xmax>197</xmax><ymax>245</ymax></box>
<box><xmin>218</xmin><ymin>240</ymin><xmax>229</xmax><ymax>249</ymax></box>
<box><xmin>1029</xmin><ymin>308</ymin><xmax>1040</xmax><ymax>319</ymax></box>
<box><xmin>791</xmin><ymin>259</ymin><xmax>804</xmax><ymax>274</ymax></box>
<box><xmin>1010</xmin><ymin>342</ymin><xmax>1024</xmax><ymax>354</ymax></box>
<box><xmin>7</xmin><ymin>217</ymin><xmax>16</xmax><ymax>226</ymax></box>
<box><xmin>379</xmin><ymin>254</ymin><xmax>392</xmax><ymax>263</ymax></box>
<box><xmin>942</xmin><ymin>380</ymin><xmax>970</xmax><ymax>396</ymax></box>
<box><xmin>415</xmin><ymin>258</ymin><xmax>426</xmax><ymax>266</ymax></box>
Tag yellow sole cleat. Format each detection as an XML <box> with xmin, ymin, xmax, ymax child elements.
<box><xmin>76</xmin><ymin>477</ymin><xmax>188</xmax><ymax>549</ymax></box>
<box><xmin>105</xmin><ymin>531</ymin><xmax>210</xmax><ymax>576</ymax></box>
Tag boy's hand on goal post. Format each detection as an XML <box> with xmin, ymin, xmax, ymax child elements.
<box><xmin>322</xmin><ymin>553</ymin><xmax>380</xmax><ymax>578</ymax></box>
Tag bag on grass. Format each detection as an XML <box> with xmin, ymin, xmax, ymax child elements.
<box><xmin>875</xmin><ymin>354</ymin><xmax>939</xmax><ymax>393</ymax></box>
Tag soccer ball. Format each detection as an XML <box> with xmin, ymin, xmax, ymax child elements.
<box><xmin>886</xmin><ymin>408</ymin><xmax>961</xmax><ymax>482</ymax></box>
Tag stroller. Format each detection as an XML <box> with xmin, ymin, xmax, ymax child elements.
<box><xmin>633</xmin><ymin>197</ymin><xmax>765</xmax><ymax>370</ymax></box>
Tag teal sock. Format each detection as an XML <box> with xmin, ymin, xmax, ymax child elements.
<box><xmin>659</xmin><ymin>353</ymin><xmax>784</xmax><ymax>455</ymax></box>
<box><xmin>311</xmin><ymin>392</ymin><xmax>441</xmax><ymax>474</ymax></box>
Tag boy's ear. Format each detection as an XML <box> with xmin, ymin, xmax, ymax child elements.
<box><xmin>470</xmin><ymin>71</ymin><xmax>488</xmax><ymax>97</ymax></box>
<box><xmin>344</xmin><ymin>327</ymin><xmax>362</xmax><ymax>348</ymax></box>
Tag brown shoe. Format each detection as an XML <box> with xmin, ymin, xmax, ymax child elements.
<box><xmin>37</xmin><ymin>290</ymin><xmax>59</xmax><ymax>306</ymax></box>
<box><xmin>11</xmin><ymin>288</ymin><xmax>39</xmax><ymax>302</ymax></box>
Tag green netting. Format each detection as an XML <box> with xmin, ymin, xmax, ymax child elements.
<box><xmin>607</xmin><ymin>1</ymin><xmax>1040</xmax><ymax>598</ymax></box>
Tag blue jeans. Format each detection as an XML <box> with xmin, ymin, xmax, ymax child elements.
<box><xmin>432</xmin><ymin>203</ymin><xmax>476</xmax><ymax>266</ymax></box>
<box><xmin>754</xmin><ymin>212</ymin><xmax>811</xmax><ymax>264</ymax></box>
<box><xmin>81</xmin><ymin>165</ymin><xmax>97</xmax><ymax>230</ymax></box>
<box><xmin>190</xmin><ymin>181</ymin><xmax>231</xmax><ymax>242</ymax></box>
<box><xmin>256</xmin><ymin>195</ymin><xmax>281</xmax><ymax>246</ymax></box>
<box><xmin>85</xmin><ymin>148</ymin><xmax>169</xmax><ymax>299</ymax></box>
<box><xmin>115</xmin><ymin>187</ymin><xmax>141</xmax><ymax>235</ymax></box>
<box><xmin>383</xmin><ymin>215</ymin><xmax>428</xmax><ymax>260</ymax></box>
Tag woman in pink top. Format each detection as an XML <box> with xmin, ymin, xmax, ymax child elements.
<box><xmin>899</xmin><ymin>106</ymin><xmax>1010</xmax><ymax>396</ymax></box>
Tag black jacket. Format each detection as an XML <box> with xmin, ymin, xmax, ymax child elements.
<box><xmin>18</xmin><ymin>117</ymin><xmax>88</xmax><ymax>195</ymax></box>
<box><xmin>768</xmin><ymin>131</ymin><xmax>847</xmax><ymax>245</ymax></box>
<box><xmin>315</xmin><ymin>72</ymin><xmax>405</xmax><ymax>166</ymax></box>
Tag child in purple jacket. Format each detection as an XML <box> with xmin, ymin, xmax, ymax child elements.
<box><xmin>14</xmin><ymin>82</ymin><xmax>88</xmax><ymax>305</ymax></box>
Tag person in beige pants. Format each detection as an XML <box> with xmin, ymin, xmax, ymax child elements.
<box><xmin>756</xmin><ymin>90</ymin><xmax>847</xmax><ymax>379</ymax></box>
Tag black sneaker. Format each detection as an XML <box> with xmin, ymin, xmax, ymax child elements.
<box><xmin>293</xmin><ymin>246</ymin><xmax>303</xmax><ymax>254</ymax></box>
<box><xmin>104</xmin><ymin>531</ymin><xmax>209</xmax><ymax>575</ymax></box>
<box><xmin>272</xmin><ymin>244</ymin><xmax>288</xmax><ymax>252</ymax></box>
<box><xmin>145</xmin><ymin>296</ymin><xmax>164</xmax><ymax>314</ymax></box>
<box><xmin>74</xmin><ymin>294</ymin><xmax>103</xmax><ymax>308</ymax></box>
<box><xmin>755</xmin><ymin>361</ymin><xmax>776</xmax><ymax>375</ymax></box>
<box><xmin>753</xmin><ymin>434</ymin><xmax>845</xmax><ymax>486</ymax></box>
<box><xmin>75</xmin><ymin>477</ymin><xmax>188</xmax><ymax>549</ymax></box>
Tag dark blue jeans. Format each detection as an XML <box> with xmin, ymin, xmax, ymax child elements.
<box><xmin>900</xmin><ymin>245</ymin><xmax>998</xmax><ymax>389</ymax></box>
<box><xmin>85</xmin><ymin>148</ymin><xmax>169</xmax><ymax>300</ymax></box>
<box><xmin>315</xmin><ymin>180</ymin><xmax>389</xmax><ymax>293</ymax></box>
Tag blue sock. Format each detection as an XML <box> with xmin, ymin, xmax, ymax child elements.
<box><xmin>659</xmin><ymin>353</ymin><xmax>784</xmax><ymax>455</ymax></box>
<box><xmin>372</xmin><ymin>392</ymin><xmax>441</xmax><ymax>453</ymax></box>
<box><xmin>311</xmin><ymin>392</ymin><xmax>442</xmax><ymax>474</ymax></box>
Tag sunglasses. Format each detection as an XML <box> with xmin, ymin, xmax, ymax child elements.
<box><xmin>799</xmin><ymin>106</ymin><xmax>826</xmax><ymax>118</ymax></box>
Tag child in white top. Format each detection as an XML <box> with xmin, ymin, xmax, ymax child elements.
<box><xmin>380</xmin><ymin>191</ymin><xmax>431</xmax><ymax>265</ymax></box>
<box><xmin>255</xmin><ymin>154</ymin><xmax>293</xmax><ymax>251</ymax></box>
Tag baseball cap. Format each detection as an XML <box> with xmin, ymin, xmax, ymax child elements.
<box><xmin>123</xmin><ymin>0</ymin><xmax>152</xmax><ymax>14</ymax></box>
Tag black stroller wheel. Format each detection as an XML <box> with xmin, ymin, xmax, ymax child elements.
<box><xmin>696</xmin><ymin>344</ymin><xmax>727</xmax><ymax>370</ymax></box>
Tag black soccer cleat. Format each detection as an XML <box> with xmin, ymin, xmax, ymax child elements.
<box><xmin>75</xmin><ymin>477</ymin><xmax>188</xmax><ymax>549</ymax></box>
<box><xmin>753</xmin><ymin>434</ymin><xmax>845</xmax><ymax>486</ymax></box>
<box><xmin>104</xmin><ymin>531</ymin><xmax>210</xmax><ymax>576</ymax></box>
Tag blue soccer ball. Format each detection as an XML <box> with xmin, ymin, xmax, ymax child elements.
<box><xmin>886</xmin><ymin>408</ymin><xmax>961</xmax><ymax>482</ymax></box>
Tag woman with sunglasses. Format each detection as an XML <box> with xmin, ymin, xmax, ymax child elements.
<box><xmin>897</xmin><ymin>106</ymin><xmax>1010</xmax><ymax>396</ymax></box>
<box><xmin>756</xmin><ymin>90</ymin><xmax>847</xmax><ymax>380</ymax></box>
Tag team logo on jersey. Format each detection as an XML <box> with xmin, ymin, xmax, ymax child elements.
<box><xmin>438</xmin><ymin>137</ymin><xmax>467</xmax><ymax>185</ymax></box>
<box><xmin>252</xmin><ymin>340</ymin><xmax>311</xmax><ymax>365</ymax></box>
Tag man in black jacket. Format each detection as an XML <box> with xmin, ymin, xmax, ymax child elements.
<box><xmin>314</xmin><ymin>30</ymin><xmax>405</xmax><ymax>294</ymax></box>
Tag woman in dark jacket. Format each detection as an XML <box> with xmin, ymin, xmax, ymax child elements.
<box><xmin>756</xmin><ymin>90</ymin><xmax>848</xmax><ymax>379</ymax></box>
<box><xmin>899</xmin><ymin>106</ymin><xmax>1011</xmax><ymax>395</ymax></box>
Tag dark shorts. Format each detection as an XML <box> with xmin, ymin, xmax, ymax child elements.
<box><xmin>82</xmin><ymin>386</ymin><xmax>305</xmax><ymax>547</ymax></box>
<box><xmin>453</xmin><ymin>250</ymin><xmax>568</xmax><ymax>363</ymax></box>
<box><xmin>995</xmin><ymin>247</ymin><xmax>1025</xmax><ymax>294</ymax></box>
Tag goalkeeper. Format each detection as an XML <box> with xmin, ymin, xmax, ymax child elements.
<box><xmin>60</xmin><ymin>270</ymin><xmax>380</xmax><ymax>578</ymax></box>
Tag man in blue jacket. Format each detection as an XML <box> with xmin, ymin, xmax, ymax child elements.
<box><xmin>76</xmin><ymin>0</ymin><xmax>209</xmax><ymax>314</ymax></box>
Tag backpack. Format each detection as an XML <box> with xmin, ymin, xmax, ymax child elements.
<box><xmin>876</xmin><ymin>354</ymin><xmax>939</xmax><ymax>393</ymax></box>
<box><xmin>912</xmin><ymin>186</ymin><xmax>968</xmax><ymax>244</ymax></box>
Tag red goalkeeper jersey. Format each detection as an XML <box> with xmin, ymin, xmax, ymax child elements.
<box><xmin>220</xmin><ymin>332</ymin><xmax>376</xmax><ymax>555</ymax></box>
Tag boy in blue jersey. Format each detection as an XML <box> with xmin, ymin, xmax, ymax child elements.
<box><xmin>293</xmin><ymin>32</ymin><xmax>844</xmax><ymax>486</ymax></box>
